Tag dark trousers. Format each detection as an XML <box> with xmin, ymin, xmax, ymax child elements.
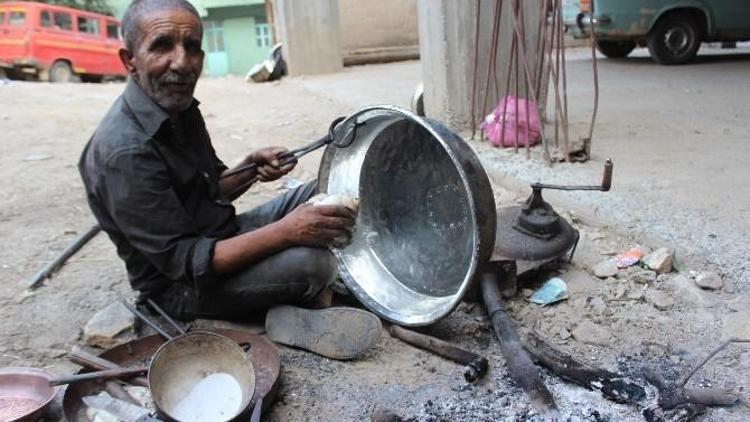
<box><xmin>155</xmin><ymin>182</ymin><xmax>337</xmax><ymax>321</ymax></box>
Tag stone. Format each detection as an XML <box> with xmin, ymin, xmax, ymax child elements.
<box><xmin>645</xmin><ymin>290</ymin><xmax>674</xmax><ymax>311</ymax></box>
<box><xmin>630</xmin><ymin>269</ymin><xmax>657</xmax><ymax>284</ymax></box>
<box><xmin>642</xmin><ymin>247</ymin><xmax>673</xmax><ymax>273</ymax></box>
<box><xmin>695</xmin><ymin>271</ymin><xmax>722</xmax><ymax>290</ymax></box>
<box><xmin>559</xmin><ymin>327</ymin><xmax>572</xmax><ymax>340</ymax></box>
<box><xmin>728</xmin><ymin>296</ymin><xmax>750</xmax><ymax>312</ymax></box>
<box><xmin>626</xmin><ymin>287</ymin><xmax>645</xmax><ymax>301</ymax></box>
<box><xmin>83</xmin><ymin>302</ymin><xmax>136</xmax><ymax>349</ymax></box>
<box><xmin>592</xmin><ymin>260</ymin><xmax>618</xmax><ymax>278</ymax></box>
<box><xmin>722</xmin><ymin>311</ymin><xmax>750</xmax><ymax>339</ymax></box>
<box><xmin>668</xmin><ymin>274</ymin><xmax>715</xmax><ymax>308</ymax></box>
<box><xmin>572</xmin><ymin>320</ymin><xmax>611</xmax><ymax>346</ymax></box>
<box><xmin>588</xmin><ymin>296</ymin><xmax>608</xmax><ymax>314</ymax></box>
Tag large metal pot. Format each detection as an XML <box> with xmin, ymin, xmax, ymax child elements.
<box><xmin>319</xmin><ymin>106</ymin><xmax>496</xmax><ymax>326</ymax></box>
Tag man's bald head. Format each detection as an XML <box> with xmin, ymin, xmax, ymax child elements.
<box><xmin>121</xmin><ymin>0</ymin><xmax>202</xmax><ymax>51</ymax></box>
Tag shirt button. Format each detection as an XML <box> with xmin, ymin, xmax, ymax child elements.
<box><xmin>203</xmin><ymin>171</ymin><xmax>210</xmax><ymax>180</ymax></box>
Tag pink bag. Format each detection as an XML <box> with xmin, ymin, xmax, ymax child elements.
<box><xmin>481</xmin><ymin>95</ymin><xmax>541</xmax><ymax>148</ymax></box>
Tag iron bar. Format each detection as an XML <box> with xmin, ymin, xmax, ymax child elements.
<box><xmin>28</xmin><ymin>224</ymin><xmax>101</xmax><ymax>289</ymax></box>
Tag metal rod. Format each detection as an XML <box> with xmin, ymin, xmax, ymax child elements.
<box><xmin>508</xmin><ymin>0</ymin><xmax>551</xmax><ymax>162</ymax></box>
<box><xmin>147</xmin><ymin>299</ymin><xmax>186</xmax><ymax>336</ymax></box>
<box><xmin>587</xmin><ymin>0</ymin><xmax>601</xmax><ymax>149</ymax></box>
<box><xmin>513</xmin><ymin>0</ymin><xmax>520</xmax><ymax>153</ymax></box>
<box><xmin>69</xmin><ymin>348</ymin><xmax>149</xmax><ymax>387</ymax></box>
<box><xmin>557</xmin><ymin>1</ymin><xmax>571</xmax><ymax>160</ymax></box>
<box><xmin>28</xmin><ymin>224</ymin><xmax>101</xmax><ymax>289</ymax></box>
<box><xmin>250</xmin><ymin>395</ymin><xmax>264</xmax><ymax>422</ymax></box>
<box><xmin>389</xmin><ymin>325</ymin><xmax>489</xmax><ymax>383</ymax></box>
<box><xmin>480</xmin><ymin>0</ymin><xmax>503</xmax><ymax>143</ymax></box>
<box><xmin>49</xmin><ymin>366</ymin><xmax>148</xmax><ymax>386</ymax></box>
<box><xmin>470</xmin><ymin>0</ymin><xmax>482</xmax><ymax>139</ymax></box>
<box><xmin>520</xmin><ymin>0</ymin><xmax>530</xmax><ymax>159</ymax></box>
<box><xmin>121</xmin><ymin>301</ymin><xmax>173</xmax><ymax>341</ymax></box>
<box><xmin>532</xmin><ymin>159</ymin><xmax>613</xmax><ymax>191</ymax></box>
<box><xmin>499</xmin><ymin>24</ymin><xmax>516</xmax><ymax>149</ymax></box>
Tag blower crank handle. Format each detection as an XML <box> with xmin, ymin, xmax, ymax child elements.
<box><xmin>531</xmin><ymin>159</ymin><xmax>613</xmax><ymax>192</ymax></box>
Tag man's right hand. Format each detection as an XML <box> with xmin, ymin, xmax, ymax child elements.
<box><xmin>279</xmin><ymin>204</ymin><xmax>357</xmax><ymax>248</ymax></box>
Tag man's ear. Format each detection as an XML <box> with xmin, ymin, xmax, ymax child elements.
<box><xmin>118</xmin><ymin>48</ymin><xmax>137</xmax><ymax>76</ymax></box>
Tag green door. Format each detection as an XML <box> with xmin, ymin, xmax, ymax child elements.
<box><xmin>203</xmin><ymin>20</ymin><xmax>229</xmax><ymax>76</ymax></box>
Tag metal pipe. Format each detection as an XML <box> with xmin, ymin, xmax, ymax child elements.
<box><xmin>389</xmin><ymin>325</ymin><xmax>488</xmax><ymax>383</ymax></box>
<box><xmin>49</xmin><ymin>366</ymin><xmax>147</xmax><ymax>386</ymax></box>
<box><xmin>470</xmin><ymin>0</ymin><xmax>483</xmax><ymax>139</ymax></box>
<box><xmin>481</xmin><ymin>270</ymin><xmax>557</xmax><ymax>415</ymax></box>
<box><xmin>121</xmin><ymin>301</ymin><xmax>173</xmax><ymax>341</ymax></box>
<box><xmin>531</xmin><ymin>159</ymin><xmax>613</xmax><ymax>191</ymax></box>
<box><xmin>146</xmin><ymin>299</ymin><xmax>186</xmax><ymax>336</ymax></box>
<box><xmin>28</xmin><ymin>224</ymin><xmax>101</xmax><ymax>289</ymax></box>
<box><xmin>69</xmin><ymin>349</ymin><xmax>148</xmax><ymax>387</ymax></box>
<box><xmin>480</xmin><ymin>0</ymin><xmax>504</xmax><ymax>143</ymax></box>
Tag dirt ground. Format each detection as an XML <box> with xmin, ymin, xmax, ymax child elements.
<box><xmin>1</xmin><ymin>47</ymin><xmax>749</xmax><ymax>421</ymax></box>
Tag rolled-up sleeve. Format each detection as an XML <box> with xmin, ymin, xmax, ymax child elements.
<box><xmin>103</xmin><ymin>146</ymin><xmax>218</xmax><ymax>290</ymax></box>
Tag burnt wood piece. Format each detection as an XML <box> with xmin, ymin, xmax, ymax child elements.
<box><xmin>643</xmin><ymin>369</ymin><xmax>738</xmax><ymax>410</ymax></box>
<box><xmin>524</xmin><ymin>330</ymin><xmax>646</xmax><ymax>404</ymax></box>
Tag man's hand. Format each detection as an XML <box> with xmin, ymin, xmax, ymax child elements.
<box><xmin>248</xmin><ymin>147</ymin><xmax>296</xmax><ymax>182</ymax></box>
<box><xmin>278</xmin><ymin>204</ymin><xmax>356</xmax><ymax>248</ymax></box>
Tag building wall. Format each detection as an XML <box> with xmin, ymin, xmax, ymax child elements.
<box><xmin>203</xmin><ymin>4</ymin><xmax>270</xmax><ymax>75</ymax></box>
<box><xmin>224</xmin><ymin>16</ymin><xmax>266</xmax><ymax>74</ymax></box>
<box><xmin>338</xmin><ymin>0</ymin><xmax>419</xmax><ymax>64</ymax></box>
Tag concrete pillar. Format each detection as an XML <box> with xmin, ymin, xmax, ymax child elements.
<box><xmin>274</xmin><ymin>0</ymin><xmax>343</xmax><ymax>76</ymax></box>
<box><xmin>417</xmin><ymin>0</ymin><xmax>543</xmax><ymax>131</ymax></box>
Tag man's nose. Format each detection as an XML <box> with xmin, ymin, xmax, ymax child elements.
<box><xmin>170</xmin><ymin>45</ymin><xmax>189</xmax><ymax>72</ymax></box>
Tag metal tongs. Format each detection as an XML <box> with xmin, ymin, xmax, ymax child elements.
<box><xmin>220</xmin><ymin>116</ymin><xmax>347</xmax><ymax>180</ymax></box>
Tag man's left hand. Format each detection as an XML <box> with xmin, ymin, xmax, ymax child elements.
<box><xmin>249</xmin><ymin>147</ymin><xmax>296</xmax><ymax>182</ymax></box>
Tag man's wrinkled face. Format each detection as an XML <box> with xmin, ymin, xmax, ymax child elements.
<box><xmin>120</xmin><ymin>9</ymin><xmax>204</xmax><ymax>113</ymax></box>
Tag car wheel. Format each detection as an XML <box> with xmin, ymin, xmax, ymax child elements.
<box><xmin>49</xmin><ymin>61</ymin><xmax>75</xmax><ymax>82</ymax></box>
<box><xmin>647</xmin><ymin>13</ymin><xmax>701</xmax><ymax>64</ymax></box>
<box><xmin>596</xmin><ymin>40</ymin><xmax>636</xmax><ymax>58</ymax></box>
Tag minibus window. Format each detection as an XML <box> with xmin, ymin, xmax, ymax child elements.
<box><xmin>9</xmin><ymin>11</ymin><xmax>26</xmax><ymax>25</ymax></box>
<box><xmin>54</xmin><ymin>12</ymin><xmax>72</xmax><ymax>30</ymax></box>
<box><xmin>77</xmin><ymin>16</ymin><xmax>100</xmax><ymax>35</ymax></box>
<box><xmin>40</xmin><ymin>11</ymin><xmax>52</xmax><ymax>27</ymax></box>
<box><xmin>0</xmin><ymin>11</ymin><xmax>6</xmax><ymax>25</ymax></box>
<box><xmin>106</xmin><ymin>22</ymin><xmax>119</xmax><ymax>39</ymax></box>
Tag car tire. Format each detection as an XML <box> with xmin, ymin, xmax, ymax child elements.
<box><xmin>49</xmin><ymin>61</ymin><xmax>75</xmax><ymax>83</ymax></box>
<box><xmin>596</xmin><ymin>40</ymin><xmax>636</xmax><ymax>58</ymax></box>
<box><xmin>647</xmin><ymin>13</ymin><xmax>702</xmax><ymax>65</ymax></box>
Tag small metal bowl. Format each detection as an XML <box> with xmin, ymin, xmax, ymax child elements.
<box><xmin>0</xmin><ymin>367</ymin><xmax>58</xmax><ymax>422</ymax></box>
<box><xmin>148</xmin><ymin>331</ymin><xmax>256</xmax><ymax>422</ymax></box>
<box><xmin>319</xmin><ymin>106</ymin><xmax>496</xmax><ymax>326</ymax></box>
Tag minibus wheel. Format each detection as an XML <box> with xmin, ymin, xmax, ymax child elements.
<box><xmin>49</xmin><ymin>61</ymin><xmax>75</xmax><ymax>83</ymax></box>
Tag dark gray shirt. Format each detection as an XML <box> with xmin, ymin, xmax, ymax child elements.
<box><xmin>79</xmin><ymin>80</ymin><xmax>238</xmax><ymax>297</ymax></box>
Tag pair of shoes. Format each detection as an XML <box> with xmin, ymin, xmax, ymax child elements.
<box><xmin>265</xmin><ymin>306</ymin><xmax>381</xmax><ymax>360</ymax></box>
